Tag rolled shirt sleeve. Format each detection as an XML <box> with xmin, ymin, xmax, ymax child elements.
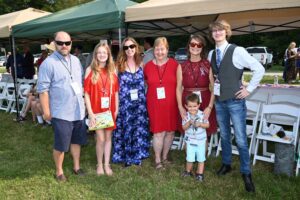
<box><xmin>233</xmin><ymin>47</ymin><xmax>265</xmax><ymax>93</ymax></box>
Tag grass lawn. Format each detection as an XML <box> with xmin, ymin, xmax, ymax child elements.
<box><xmin>0</xmin><ymin>67</ymin><xmax>6</xmax><ymax>74</ymax></box>
<box><xmin>0</xmin><ymin>112</ymin><xmax>299</xmax><ymax>199</ymax></box>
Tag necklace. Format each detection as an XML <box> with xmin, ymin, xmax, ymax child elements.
<box><xmin>126</xmin><ymin>61</ymin><xmax>137</xmax><ymax>78</ymax></box>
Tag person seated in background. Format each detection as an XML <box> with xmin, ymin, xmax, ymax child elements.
<box><xmin>16</xmin><ymin>84</ymin><xmax>47</xmax><ymax>125</ymax></box>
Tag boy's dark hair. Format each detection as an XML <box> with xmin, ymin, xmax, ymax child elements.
<box><xmin>144</xmin><ymin>37</ymin><xmax>154</xmax><ymax>47</ymax></box>
<box><xmin>186</xmin><ymin>93</ymin><xmax>200</xmax><ymax>105</ymax></box>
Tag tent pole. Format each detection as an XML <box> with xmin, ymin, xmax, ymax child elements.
<box><xmin>125</xmin><ymin>22</ymin><xmax>129</xmax><ymax>37</ymax></box>
<box><xmin>11</xmin><ymin>35</ymin><xmax>20</xmax><ymax>120</ymax></box>
<box><xmin>118</xmin><ymin>28</ymin><xmax>122</xmax><ymax>50</ymax></box>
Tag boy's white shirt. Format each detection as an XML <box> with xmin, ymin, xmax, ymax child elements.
<box><xmin>182</xmin><ymin>110</ymin><xmax>208</xmax><ymax>145</ymax></box>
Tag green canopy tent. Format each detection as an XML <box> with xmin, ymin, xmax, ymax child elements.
<box><xmin>10</xmin><ymin>0</ymin><xmax>136</xmax><ymax>121</ymax></box>
<box><xmin>12</xmin><ymin>0</ymin><xmax>137</xmax><ymax>43</ymax></box>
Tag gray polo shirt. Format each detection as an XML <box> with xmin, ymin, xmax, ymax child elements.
<box><xmin>37</xmin><ymin>51</ymin><xmax>85</xmax><ymax>121</ymax></box>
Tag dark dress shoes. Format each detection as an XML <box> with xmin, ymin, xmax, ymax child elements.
<box><xmin>217</xmin><ymin>164</ymin><xmax>232</xmax><ymax>176</ymax></box>
<box><xmin>242</xmin><ymin>174</ymin><xmax>255</xmax><ymax>193</ymax></box>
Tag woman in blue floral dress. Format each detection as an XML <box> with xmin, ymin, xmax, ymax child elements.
<box><xmin>112</xmin><ymin>37</ymin><xmax>149</xmax><ymax>166</ymax></box>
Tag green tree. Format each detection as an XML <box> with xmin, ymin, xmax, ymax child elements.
<box><xmin>0</xmin><ymin>0</ymin><xmax>94</xmax><ymax>14</ymax></box>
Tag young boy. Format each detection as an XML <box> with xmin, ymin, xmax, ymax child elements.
<box><xmin>182</xmin><ymin>93</ymin><xmax>209</xmax><ymax>182</ymax></box>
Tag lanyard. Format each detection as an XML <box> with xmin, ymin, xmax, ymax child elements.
<box><xmin>56</xmin><ymin>54</ymin><xmax>72</xmax><ymax>80</ymax></box>
<box><xmin>127</xmin><ymin>62</ymin><xmax>137</xmax><ymax>79</ymax></box>
<box><xmin>155</xmin><ymin>59</ymin><xmax>168</xmax><ymax>85</ymax></box>
<box><xmin>99</xmin><ymin>69</ymin><xmax>108</xmax><ymax>95</ymax></box>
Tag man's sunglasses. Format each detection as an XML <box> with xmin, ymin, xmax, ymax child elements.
<box><xmin>189</xmin><ymin>42</ymin><xmax>203</xmax><ymax>48</ymax></box>
<box><xmin>123</xmin><ymin>44</ymin><xmax>136</xmax><ymax>50</ymax></box>
<box><xmin>55</xmin><ymin>41</ymin><xmax>72</xmax><ymax>46</ymax></box>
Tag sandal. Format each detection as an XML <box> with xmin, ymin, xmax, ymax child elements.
<box><xmin>55</xmin><ymin>174</ymin><xmax>67</xmax><ymax>182</ymax></box>
<box><xmin>162</xmin><ymin>159</ymin><xmax>172</xmax><ymax>165</ymax></box>
<box><xmin>104</xmin><ymin>164</ymin><xmax>113</xmax><ymax>176</ymax></box>
<box><xmin>155</xmin><ymin>162</ymin><xmax>165</xmax><ymax>170</ymax></box>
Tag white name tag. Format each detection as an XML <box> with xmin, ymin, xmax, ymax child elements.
<box><xmin>193</xmin><ymin>91</ymin><xmax>202</xmax><ymax>103</ymax></box>
<box><xmin>130</xmin><ymin>89</ymin><xmax>138</xmax><ymax>101</ymax></box>
<box><xmin>71</xmin><ymin>82</ymin><xmax>81</xmax><ymax>95</ymax></box>
<box><xmin>156</xmin><ymin>87</ymin><xmax>166</xmax><ymax>99</ymax></box>
<box><xmin>214</xmin><ymin>82</ymin><xmax>220</xmax><ymax>96</ymax></box>
<box><xmin>101</xmin><ymin>97</ymin><xmax>109</xmax><ymax>109</ymax></box>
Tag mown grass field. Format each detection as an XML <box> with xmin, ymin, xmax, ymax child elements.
<box><xmin>0</xmin><ymin>112</ymin><xmax>300</xmax><ymax>199</ymax></box>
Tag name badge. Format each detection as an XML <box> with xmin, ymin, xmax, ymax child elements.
<box><xmin>214</xmin><ymin>82</ymin><xmax>220</xmax><ymax>96</ymax></box>
<box><xmin>71</xmin><ymin>82</ymin><xmax>81</xmax><ymax>95</ymax></box>
<box><xmin>193</xmin><ymin>91</ymin><xmax>202</xmax><ymax>103</ymax></box>
<box><xmin>130</xmin><ymin>89</ymin><xmax>138</xmax><ymax>101</ymax></box>
<box><xmin>101</xmin><ymin>97</ymin><xmax>109</xmax><ymax>109</ymax></box>
<box><xmin>156</xmin><ymin>87</ymin><xmax>166</xmax><ymax>99</ymax></box>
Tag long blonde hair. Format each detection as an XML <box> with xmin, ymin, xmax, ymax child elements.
<box><xmin>117</xmin><ymin>37</ymin><xmax>141</xmax><ymax>73</ymax></box>
<box><xmin>90</xmin><ymin>43</ymin><xmax>115</xmax><ymax>84</ymax></box>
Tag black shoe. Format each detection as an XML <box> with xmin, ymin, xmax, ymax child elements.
<box><xmin>73</xmin><ymin>168</ymin><xmax>86</xmax><ymax>176</ymax></box>
<box><xmin>195</xmin><ymin>174</ymin><xmax>204</xmax><ymax>182</ymax></box>
<box><xmin>217</xmin><ymin>164</ymin><xmax>231</xmax><ymax>176</ymax></box>
<box><xmin>242</xmin><ymin>174</ymin><xmax>255</xmax><ymax>193</ymax></box>
<box><xmin>181</xmin><ymin>171</ymin><xmax>193</xmax><ymax>177</ymax></box>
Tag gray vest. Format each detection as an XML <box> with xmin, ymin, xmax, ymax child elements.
<box><xmin>211</xmin><ymin>44</ymin><xmax>243</xmax><ymax>101</ymax></box>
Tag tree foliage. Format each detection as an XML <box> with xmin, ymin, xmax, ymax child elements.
<box><xmin>0</xmin><ymin>0</ymin><xmax>93</xmax><ymax>14</ymax></box>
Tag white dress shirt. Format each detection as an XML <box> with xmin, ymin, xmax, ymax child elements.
<box><xmin>208</xmin><ymin>41</ymin><xmax>265</xmax><ymax>93</ymax></box>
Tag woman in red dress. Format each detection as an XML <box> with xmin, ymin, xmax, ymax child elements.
<box><xmin>176</xmin><ymin>35</ymin><xmax>217</xmax><ymax>138</ymax></box>
<box><xmin>84</xmin><ymin>43</ymin><xmax>119</xmax><ymax>176</ymax></box>
<box><xmin>144</xmin><ymin>37</ymin><xmax>179</xmax><ymax>169</ymax></box>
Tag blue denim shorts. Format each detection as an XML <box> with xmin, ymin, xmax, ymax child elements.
<box><xmin>52</xmin><ymin>118</ymin><xmax>87</xmax><ymax>152</ymax></box>
<box><xmin>186</xmin><ymin>142</ymin><xmax>206</xmax><ymax>162</ymax></box>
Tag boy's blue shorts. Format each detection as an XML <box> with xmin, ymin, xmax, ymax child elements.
<box><xmin>186</xmin><ymin>142</ymin><xmax>206</xmax><ymax>162</ymax></box>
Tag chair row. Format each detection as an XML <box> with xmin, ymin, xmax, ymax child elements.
<box><xmin>0</xmin><ymin>81</ymin><xmax>32</xmax><ymax>113</ymax></box>
<box><xmin>171</xmin><ymin>95</ymin><xmax>300</xmax><ymax>176</ymax></box>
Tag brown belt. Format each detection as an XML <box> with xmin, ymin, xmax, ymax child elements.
<box><xmin>184</xmin><ymin>87</ymin><xmax>209</xmax><ymax>92</ymax></box>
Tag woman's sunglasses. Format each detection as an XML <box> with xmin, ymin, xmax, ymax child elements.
<box><xmin>55</xmin><ymin>41</ymin><xmax>72</xmax><ymax>46</ymax></box>
<box><xmin>123</xmin><ymin>44</ymin><xmax>136</xmax><ymax>50</ymax></box>
<box><xmin>189</xmin><ymin>42</ymin><xmax>203</xmax><ymax>48</ymax></box>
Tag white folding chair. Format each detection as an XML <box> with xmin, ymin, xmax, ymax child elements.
<box><xmin>9</xmin><ymin>84</ymin><xmax>32</xmax><ymax>113</ymax></box>
<box><xmin>171</xmin><ymin>135</ymin><xmax>184</xmax><ymax>150</ymax></box>
<box><xmin>207</xmin><ymin>133</ymin><xmax>218</xmax><ymax>157</ymax></box>
<box><xmin>253</xmin><ymin>104</ymin><xmax>300</xmax><ymax>165</ymax></box>
<box><xmin>262</xmin><ymin>94</ymin><xmax>300</xmax><ymax>157</ymax></box>
<box><xmin>0</xmin><ymin>82</ymin><xmax>8</xmax><ymax>110</ymax></box>
<box><xmin>0</xmin><ymin>83</ymin><xmax>15</xmax><ymax>112</ymax></box>
<box><xmin>216</xmin><ymin>100</ymin><xmax>261</xmax><ymax>157</ymax></box>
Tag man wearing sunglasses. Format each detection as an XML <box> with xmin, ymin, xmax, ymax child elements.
<box><xmin>37</xmin><ymin>31</ymin><xmax>87</xmax><ymax>182</ymax></box>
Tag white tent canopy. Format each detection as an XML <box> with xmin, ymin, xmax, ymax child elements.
<box><xmin>126</xmin><ymin>0</ymin><xmax>300</xmax><ymax>37</ymax></box>
<box><xmin>0</xmin><ymin>8</ymin><xmax>51</xmax><ymax>38</ymax></box>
